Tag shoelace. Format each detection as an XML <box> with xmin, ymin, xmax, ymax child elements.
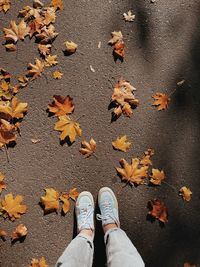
<box><xmin>79</xmin><ymin>204</ymin><xmax>93</xmax><ymax>230</ymax></box>
<box><xmin>96</xmin><ymin>201</ymin><xmax>116</xmax><ymax>223</ymax></box>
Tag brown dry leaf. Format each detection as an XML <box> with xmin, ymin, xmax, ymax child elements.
<box><xmin>43</xmin><ymin>7</ymin><xmax>56</xmax><ymax>25</ymax></box>
<box><xmin>19</xmin><ymin>5</ymin><xmax>41</xmax><ymax>21</ymax></box>
<box><xmin>111</xmin><ymin>79</ymin><xmax>139</xmax><ymax>119</ymax></box>
<box><xmin>31</xmin><ymin>138</ymin><xmax>41</xmax><ymax>144</ymax></box>
<box><xmin>27</xmin><ymin>58</ymin><xmax>45</xmax><ymax>80</ymax></box>
<box><xmin>40</xmin><ymin>188</ymin><xmax>60</xmax><ymax>213</ymax></box>
<box><xmin>51</xmin><ymin>0</ymin><xmax>64</xmax><ymax>10</ymax></box>
<box><xmin>140</xmin><ymin>149</ymin><xmax>154</xmax><ymax>166</ymax></box>
<box><xmin>0</xmin><ymin>119</ymin><xmax>16</xmax><ymax>148</ymax></box>
<box><xmin>17</xmin><ymin>76</ymin><xmax>29</xmax><ymax>87</ymax></box>
<box><xmin>150</xmin><ymin>168</ymin><xmax>165</xmax><ymax>185</ymax></box>
<box><xmin>48</xmin><ymin>95</ymin><xmax>74</xmax><ymax>116</ymax></box>
<box><xmin>28</xmin><ymin>17</ymin><xmax>44</xmax><ymax>38</ymax></box>
<box><xmin>59</xmin><ymin>193</ymin><xmax>70</xmax><ymax>214</ymax></box>
<box><xmin>69</xmin><ymin>188</ymin><xmax>79</xmax><ymax>201</ymax></box>
<box><xmin>108</xmin><ymin>31</ymin><xmax>125</xmax><ymax>59</ymax></box>
<box><xmin>116</xmin><ymin>157</ymin><xmax>148</xmax><ymax>186</ymax></box>
<box><xmin>0</xmin><ymin>68</ymin><xmax>11</xmax><ymax>81</ymax></box>
<box><xmin>36</xmin><ymin>24</ymin><xmax>58</xmax><ymax>44</ymax></box>
<box><xmin>184</xmin><ymin>263</ymin><xmax>196</xmax><ymax>267</ymax></box>
<box><xmin>3</xmin><ymin>19</ymin><xmax>30</xmax><ymax>43</ymax></box>
<box><xmin>179</xmin><ymin>186</ymin><xmax>192</xmax><ymax>202</ymax></box>
<box><xmin>0</xmin><ymin>0</ymin><xmax>11</xmax><ymax>13</ymax></box>
<box><xmin>152</xmin><ymin>93</ymin><xmax>170</xmax><ymax>110</ymax></box>
<box><xmin>52</xmin><ymin>70</ymin><xmax>63</xmax><ymax>79</ymax></box>
<box><xmin>112</xmin><ymin>135</ymin><xmax>131</xmax><ymax>152</ymax></box>
<box><xmin>64</xmin><ymin>41</ymin><xmax>78</xmax><ymax>53</ymax></box>
<box><xmin>0</xmin><ymin>229</ymin><xmax>7</xmax><ymax>239</ymax></box>
<box><xmin>0</xmin><ymin>172</ymin><xmax>6</xmax><ymax>193</ymax></box>
<box><xmin>1</xmin><ymin>193</ymin><xmax>27</xmax><ymax>221</ymax></box>
<box><xmin>54</xmin><ymin>115</ymin><xmax>82</xmax><ymax>143</ymax></box>
<box><xmin>45</xmin><ymin>55</ymin><xmax>58</xmax><ymax>67</ymax></box>
<box><xmin>38</xmin><ymin>44</ymin><xmax>51</xmax><ymax>56</ymax></box>
<box><xmin>0</xmin><ymin>96</ymin><xmax>28</xmax><ymax>120</ymax></box>
<box><xmin>148</xmin><ymin>199</ymin><xmax>168</xmax><ymax>223</ymax></box>
<box><xmin>11</xmin><ymin>223</ymin><xmax>28</xmax><ymax>241</ymax></box>
<box><xmin>80</xmin><ymin>138</ymin><xmax>96</xmax><ymax>157</ymax></box>
<box><xmin>123</xmin><ymin>10</ymin><xmax>135</xmax><ymax>22</ymax></box>
<box><xmin>29</xmin><ymin>257</ymin><xmax>48</xmax><ymax>267</ymax></box>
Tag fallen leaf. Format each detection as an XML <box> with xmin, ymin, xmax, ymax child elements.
<box><xmin>29</xmin><ymin>257</ymin><xmax>48</xmax><ymax>267</ymax></box>
<box><xmin>48</xmin><ymin>95</ymin><xmax>74</xmax><ymax>116</ymax></box>
<box><xmin>0</xmin><ymin>172</ymin><xmax>6</xmax><ymax>193</ymax></box>
<box><xmin>54</xmin><ymin>115</ymin><xmax>82</xmax><ymax>143</ymax></box>
<box><xmin>0</xmin><ymin>119</ymin><xmax>16</xmax><ymax>148</ymax></box>
<box><xmin>17</xmin><ymin>76</ymin><xmax>29</xmax><ymax>87</ymax></box>
<box><xmin>11</xmin><ymin>224</ymin><xmax>27</xmax><ymax>241</ymax></box>
<box><xmin>80</xmin><ymin>138</ymin><xmax>96</xmax><ymax>157</ymax></box>
<box><xmin>123</xmin><ymin>10</ymin><xmax>135</xmax><ymax>22</ymax></box>
<box><xmin>0</xmin><ymin>68</ymin><xmax>11</xmax><ymax>81</ymax></box>
<box><xmin>31</xmin><ymin>138</ymin><xmax>41</xmax><ymax>144</ymax></box>
<box><xmin>59</xmin><ymin>193</ymin><xmax>70</xmax><ymax>214</ymax></box>
<box><xmin>150</xmin><ymin>168</ymin><xmax>165</xmax><ymax>185</ymax></box>
<box><xmin>148</xmin><ymin>199</ymin><xmax>168</xmax><ymax>223</ymax></box>
<box><xmin>1</xmin><ymin>193</ymin><xmax>27</xmax><ymax>221</ymax></box>
<box><xmin>3</xmin><ymin>19</ymin><xmax>30</xmax><ymax>43</ymax></box>
<box><xmin>45</xmin><ymin>55</ymin><xmax>58</xmax><ymax>67</ymax></box>
<box><xmin>0</xmin><ymin>0</ymin><xmax>11</xmax><ymax>13</ymax></box>
<box><xmin>52</xmin><ymin>70</ymin><xmax>63</xmax><ymax>79</ymax></box>
<box><xmin>38</xmin><ymin>44</ymin><xmax>51</xmax><ymax>56</ymax></box>
<box><xmin>0</xmin><ymin>229</ymin><xmax>7</xmax><ymax>239</ymax></box>
<box><xmin>36</xmin><ymin>24</ymin><xmax>58</xmax><ymax>44</ymax></box>
<box><xmin>108</xmin><ymin>31</ymin><xmax>123</xmax><ymax>45</ymax></box>
<box><xmin>116</xmin><ymin>157</ymin><xmax>148</xmax><ymax>185</ymax></box>
<box><xmin>68</xmin><ymin>188</ymin><xmax>79</xmax><ymax>201</ymax></box>
<box><xmin>40</xmin><ymin>188</ymin><xmax>60</xmax><ymax>213</ymax></box>
<box><xmin>140</xmin><ymin>149</ymin><xmax>154</xmax><ymax>166</ymax></box>
<box><xmin>179</xmin><ymin>186</ymin><xmax>192</xmax><ymax>201</ymax></box>
<box><xmin>152</xmin><ymin>93</ymin><xmax>170</xmax><ymax>110</ymax></box>
<box><xmin>112</xmin><ymin>135</ymin><xmax>131</xmax><ymax>152</ymax></box>
<box><xmin>111</xmin><ymin>79</ymin><xmax>139</xmax><ymax>119</ymax></box>
<box><xmin>0</xmin><ymin>80</ymin><xmax>9</xmax><ymax>92</ymax></box>
<box><xmin>184</xmin><ymin>263</ymin><xmax>196</xmax><ymax>267</ymax></box>
<box><xmin>42</xmin><ymin>7</ymin><xmax>56</xmax><ymax>25</ymax></box>
<box><xmin>64</xmin><ymin>41</ymin><xmax>78</xmax><ymax>53</ymax></box>
<box><xmin>51</xmin><ymin>0</ymin><xmax>64</xmax><ymax>10</ymax></box>
<box><xmin>108</xmin><ymin>31</ymin><xmax>125</xmax><ymax>59</ymax></box>
<box><xmin>27</xmin><ymin>58</ymin><xmax>45</xmax><ymax>80</ymax></box>
<box><xmin>33</xmin><ymin>0</ymin><xmax>44</xmax><ymax>8</ymax></box>
<box><xmin>5</xmin><ymin>43</ymin><xmax>16</xmax><ymax>51</ymax></box>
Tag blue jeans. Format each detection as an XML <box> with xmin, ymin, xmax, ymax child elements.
<box><xmin>55</xmin><ymin>228</ymin><xmax>145</xmax><ymax>267</ymax></box>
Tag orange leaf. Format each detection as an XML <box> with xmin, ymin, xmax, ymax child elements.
<box><xmin>1</xmin><ymin>193</ymin><xmax>27</xmax><ymax>221</ymax></box>
<box><xmin>148</xmin><ymin>199</ymin><xmax>168</xmax><ymax>223</ymax></box>
<box><xmin>40</xmin><ymin>188</ymin><xmax>60</xmax><ymax>213</ymax></box>
<box><xmin>0</xmin><ymin>172</ymin><xmax>6</xmax><ymax>193</ymax></box>
<box><xmin>59</xmin><ymin>193</ymin><xmax>70</xmax><ymax>214</ymax></box>
<box><xmin>48</xmin><ymin>95</ymin><xmax>74</xmax><ymax>116</ymax></box>
<box><xmin>152</xmin><ymin>93</ymin><xmax>170</xmax><ymax>110</ymax></box>
<box><xmin>11</xmin><ymin>223</ymin><xmax>27</xmax><ymax>241</ymax></box>
<box><xmin>29</xmin><ymin>257</ymin><xmax>48</xmax><ymax>267</ymax></box>
<box><xmin>0</xmin><ymin>119</ymin><xmax>16</xmax><ymax>148</ymax></box>
<box><xmin>112</xmin><ymin>135</ymin><xmax>131</xmax><ymax>152</ymax></box>
<box><xmin>51</xmin><ymin>0</ymin><xmax>64</xmax><ymax>10</ymax></box>
<box><xmin>179</xmin><ymin>186</ymin><xmax>192</xmax><ymax>201</ymax></box>
<box><xmin>0</xmin><ymin>229</ymin><xmax>7</xmax><ymax>239</ymax></box>
<box><xmin>69</xmin><ymin>188</ymin><xmax>79</xmax><ymax>201</ymax></box>
<box><xmin>27</xmin><ymin>58</ymin><xmax>45</xmax><ymax>80</ymax></box>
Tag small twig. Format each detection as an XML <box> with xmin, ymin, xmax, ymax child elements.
<box><xmin>75</xmin><ymin>114</ymin><xmax>85</xmax><ymax>122</ymax></box>
<box><xmin>92</xmin><ymin>153</ymin><xmax>98</xmax><ymax>160</ymax></box>
<box><xmin>4</xmin><ymin>145</ymin><xmax>9</xmax><ymax>163</ymax></box>
<box><xmin>162</xmin><ymin>181</ymin><xmax>177</xmax><ymax>192</ymax></box>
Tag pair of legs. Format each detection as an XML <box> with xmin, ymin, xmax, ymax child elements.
<box><xmin>55</xmin><ymin>187</ymin><xmax>145</xmax><ymax>267</ymax></box>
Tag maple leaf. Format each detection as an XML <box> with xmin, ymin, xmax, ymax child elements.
<box><xmin>0</xmin><ymin>119</ymin><xmax>16</xmax><ymax>148</ymax></box>
<box><xmin>148</xmin><ymin>199</ymin><xmax>168</xmax><ymax>223</ymax></box>
<box><xmin>3</xmin><ymin>19</ymin><xmax>30</xmax><ymax>43</ymax></box>
<box><xmin>112</xmin><ymin>135</ymin><xmax>131</xmax><ymax>152</ymax></box>
<box><xmin>11</xmin><ymin>224</ymin><xmax>28</xmax><ymax>241</ymax></box>
<box><xmin>0</xmin><ymin>80</ymin><xmax>9</xmax><ymax>92</ymax></box>
<box><xmin>51</xmin><ymin>0</ymin><xmax>64</xmax><ymax>10</ymax></box>
<box><xmin>69</xmin><ymin>188</ymin><xmax>79</xmax><ymax>201</ymax></box>
<box><xmin>60</xmin><ymin>193</ymin><xmax>70</xmax><ymax>214</ymax></box>
<box><xmin>48</xmin><ymin>95</ymin><xmax>74</xmax><ymax>116</ymax></box>
<box><xmin>29</xmin><ymin>17</ymin><xmax>44</xmax><ymax>38</ymax></box>
<box><xmin>29</xmin><ymin>257</ymin><xmax>48</xmax><ymax>267</ymax></box>
<box><xmin>1</xmin><ymin>193</ymin><xmax>27</xmax><ymax>221</ymax></box>
<box><xmin>152</xmin><ymin>93</ymin><xmax>170</xmax><ymax>110</ymax></box>
<box><xmin>140</xmin><ymin>149</ymin><xmax>154</xmax><ymax>166</ymax></box>
<box><xmin>45</xmin><ymin>55</ymin><xmax>58</xmax><ymax>67</ymax></box>
<box><xmin>27</xmin><ymin>58</ymin><xmax>45</xmax><ymax>80</ymax></box>
<box><xmin>108</xmin><ymin>31</ymin><xmax>125</xmax><ymax>59</ymax></box>
<box><xmin>116</xmin><ymin>157</ymin><xmax>148</xmax><ymax>186</ymax></box>
<box><xmin>54</xmin><ymin>115</ymin><xmax>82</xmax><ymax>143</ymax></box>
<box><xmin>40</xmin><ymin>188</ymin><xmax>60</xmax><ymax>213</ymax></box>
<box><xmin>150</xmin><ymin>168</ymin><xmax>165</xmax><ymax>185</ymax></box>
<box><xmin>111</xmin><ymin>79</ymin><xmax>139</xmax><ymax>119</ymax></box>
<box><xmin>19</xmin><ymin>6</ymin><xmax>41</xmax><ymax>21</ymax></box>
<box><xmin>52</xmin><ymin>70</ymin><xmax>63</xmax><ymax>79</ymax></box>
<box><xmin>0</xmin><ymin>96</ymin><xmax>28</xmax><ymax>120</ymax></box>
<box><xmin>42</xmin><ymin>7</ymin><xmax>56</xmax><ymax>25</ymax></box>
<box><xmin>0</xmin><ymin>172</ymin><xmax>6</xmax><ymax>193</ymax></box>
<box><xmin>80</xmin><ymin>138</ymin><xmax>96</xmax><ymax>157</ymax></box>
<box><xmin>38</xmin><ymin>44</ymin><xmax>51</xmax><ymax>56</ymax></box>
<box><xmin>0</xmin><ymin>0</ymin><xmax>10</xmax><ymax>13</ymax></box>
<box><xmin>36</xmin><ymin>24</ymin><xmax>58</xmax><ymax>44</ymax></box>
<box><xmin>123</xmin><ymin>10</ymin><xmax>135</xmax><ymax>22</ymax></box>
<box><xmin>108</xmin><ymin>31</ymin><xmax>123</xmax><ymax>45</ymax></box>
<box><xmin>0</xmin><ymin>229</ymin><xmax>7</xmax><ymax>240</ymax></box>
<box><xmin>64</xmin><ymin>41</ymin><xmax>78</xmax><ymax>54</ymax></box>
<box><xmin>179</xmin><ymin>186</ymin><xmax>192</xmax><ymax>201</ymax></box>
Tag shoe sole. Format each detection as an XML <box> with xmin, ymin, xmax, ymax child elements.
<box><xmin>98</xmin><ymin>187</ymin><xmax>118</xmax><ymax>211</ymax></box>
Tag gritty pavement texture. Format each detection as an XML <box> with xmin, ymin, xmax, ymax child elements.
<box><xmin>0</xmin><ymin>0</ymin><xmax>200</xmax><ymax>266</ymax></box>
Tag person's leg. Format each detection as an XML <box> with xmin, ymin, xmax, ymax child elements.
<box><xmin>55</xmin><ymin>191</ymin><xmax>95</xmax><ymax>267</ymax></box>
<box><xmin>97</xmin><ymin>187</ymin><xmax>145</xmax><ymax>267</ymax></box>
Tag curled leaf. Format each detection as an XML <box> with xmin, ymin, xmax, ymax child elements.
<box><xmin>79</xmin><ymin>138</ymin><xmax>96</xmax><ymax>157</ymax></box>
<box><xmin>11</xmin><ymin>224</ymin><xmax>28</xmax><ymax>241</ymax></box>
<box><xmin>64</xmin><ymin>41</ymin><xmax>77</xmax><ymax>54</ymax></box>
<box><xmin>179</xmin><ymin>186</ymin><xmax>192</xmax><ymax>202</ymax></box>
<box><xmin>150</xmin><ymin>168</ymin><xmax>165</xmax><ymax>185</ymax></box>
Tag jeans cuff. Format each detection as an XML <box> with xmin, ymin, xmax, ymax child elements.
<box><xmin>104</xmin><ymin>227</ymin><xmax>120</xmax><ymax>244</ymax></box>
<box><xmin>78</xmin><ymin>233</ymin><xmax>94</xmax><ymax>249</ymax></box>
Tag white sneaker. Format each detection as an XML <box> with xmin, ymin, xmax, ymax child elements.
<box><xmin>97</xmin><ymin>187</ymin><xmax>120</xmax><ymax>227</ymax></box>
<box><xmin>76</xmin><ymin>191</ymin><xmax>94</xmax><ymax>232</ymax></box>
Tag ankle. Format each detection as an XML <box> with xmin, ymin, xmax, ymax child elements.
<box><xmin>103</xmin><ymin>223</ymin><xmax>118</xmax><ymax>234</ymax></box>
<box><xmin>79</xmin><ymin>229</ymin><xmax>94</xmax><ymax>237</ymax></box>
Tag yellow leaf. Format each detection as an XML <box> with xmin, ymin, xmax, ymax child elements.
<box><xmin>1</xmin><ymin>193</ymin><xmax>27</xmax><ymax>221</ymax></box>
<box><xmin>5</xmin><ymin>43</ymin><xmax>16</xmax><ymax>51</ymax></box>
<box><xmin>40</xmin><ymin>188</ymin><xmax>60</xmax><ymax>213</ymax></box>
<box><xmin>0</xmin><ymin>0</ymin><xmax>11</xmax><ymax>13</ymax></box>
<box><xmin>64</xmin><ymin>41</ymin><xmax>78</xmax><ymax>53</ymax></box>
<box><xmin>112</xmin><ymin>135</ymin><xmax>131</xmax><ymax>152</ymax></box>
<box><xmin>54</xmin><ymin>115</ymin><xmax>82</xmax><ymax>143</ymax></box>
<box><xmin>79</xmin><ymin>138</ymin><xmax>96</xmax><ymax>157</ymax></box>
<box><xmin>59</xmin><ymin>193</ymin><xmax>70</xmax><ymax>214</ymax></box>
<box><xmin>152</xmin><ymin>93</ymin><xmax>170</xmax><ymax>110</ymax></box>
<box><xmin>45</xmin><ymin>55</ymin><xmax>58</xmax><ymax>67</ymax></box>
<box><xmin>29</xmin><ymin>257</ymin><xmax>48</xmax><ymax>267</ymax></box>
<box><xmin>11</xmin><ymin>223</ymin><xmax>27</xmax><ymax>241</ymax></box>
<box><xmin>150</xmin><ymin>168</ymin><xmax>165</xmax><ymax>185</ymax></box>
<box><xmin>140</xmin><ymin>149</ymin><xmax>154</xmax><ymax>166</ymax></box>
<box><xmin>0</xmin><ymin>80</ymin><xmax>9</xmax><ymax>92</ymax></box>
<box><xmin>52</xmin><ymin>71</ymin><xmax>63</xmax><ymax>79</ymax></box>
<box><xmin>179</xmin><ymin>186</ymin><xmax>192</xmax><ymax>201</ymax></box>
